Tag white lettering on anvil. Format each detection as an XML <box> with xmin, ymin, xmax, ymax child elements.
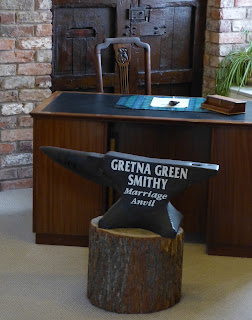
<box><xmin>111</xmin><ymin>159</ymin><xmax>151</xmax><ymax>175</ymax></box>
<box><xmin>124</xmin><ymin>188</ymin><xmax>168</xmax><ymax>201</ymax></box>
<box><xmin>111</xmin><ymin>159</ymin><xmax>188</xmax><ymax>180</ymax></box>
<box><xmin>154</xmin><ymin>165</ymin><xmax>188</xmax><ymax>179</ymax></box>
<box><xmin>130</xmin><ymin>198</ymin><xmax>156</xmax><ymax>207</ymax></box>
<box><xmin>111</xmin><ymin>159</ymin><xmax>189</xmax><ymax>205</ymax></box>
<box><xmin>128</xmin><ymin>174</ymin><xmax>168</xmax><ymax>190</ymax></box>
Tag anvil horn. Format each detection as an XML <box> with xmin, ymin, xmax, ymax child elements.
<box><xmin>40</xmin><ymin>146</ymin><xmax>114</xmax><ymax>187</ymax></box>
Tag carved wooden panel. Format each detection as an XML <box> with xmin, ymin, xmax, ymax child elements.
<box><xmin>52</xmin><ymin>0</ymin><xmax>207</xmax><ymax>96</ymax></box>
<box><xmin>52</xmin><ymin>5</ymin><xmax>117</xmax><ymax>91</ymax></box>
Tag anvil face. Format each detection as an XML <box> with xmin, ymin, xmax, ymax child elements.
<box><xmin>40</xmin><ymin>147</ymin><xmax>219</xmax><ymax>238</ymax></box>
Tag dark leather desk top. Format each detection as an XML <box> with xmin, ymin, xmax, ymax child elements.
<box><xmin>34</xmin><ymin>91</ymin><xmax>252</xmax><ymax>126</ymax></box>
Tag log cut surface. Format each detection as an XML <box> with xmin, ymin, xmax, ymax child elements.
<box><xmin>87</xmin><ymin>216</ymin><xmax>184</xmax><ymax>313</ymax></box>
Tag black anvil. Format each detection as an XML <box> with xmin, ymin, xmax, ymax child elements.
<box><xmin>40</xmin><ymin>147</ymin><xmax>219</xmax><ymax>238</ymax></box>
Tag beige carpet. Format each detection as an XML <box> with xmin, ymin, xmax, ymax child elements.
<box><xmin>0</xmin><ymin>188</ymin><xmax>251</xmax><ymax>320</ymax></box>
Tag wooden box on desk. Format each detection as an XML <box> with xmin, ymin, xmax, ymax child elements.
<box><xmin>201</xmin><ymin>94</ymin><xmax>246</xmax><ymax>115</ymax></box>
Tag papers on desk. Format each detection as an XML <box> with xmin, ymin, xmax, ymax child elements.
<box><xmin>150</xmin><ymin>97</ymin><xmax>190</xmax><ymax>108</ymax></box>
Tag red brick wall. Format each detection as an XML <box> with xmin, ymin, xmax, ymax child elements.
<box><xmin>0</xmin><ymin>0</ymin><xmax>52</xmax><ymax>190</ymax></box>
<box><xmin>203</xmin><ymin>0</ymin><xmax>252</xmax><ymax>96</ymax></box>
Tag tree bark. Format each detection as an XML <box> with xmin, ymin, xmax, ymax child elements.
<box><xmin>87</xmin><ymin>216</ymin><xmax>184</xmax><ymax>313</ymax></box>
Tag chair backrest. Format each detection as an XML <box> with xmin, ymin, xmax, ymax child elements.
<box><xmin>95</xmin><ymin>37</ymin><xmax>151</xmax><ymax>95</ymax></box>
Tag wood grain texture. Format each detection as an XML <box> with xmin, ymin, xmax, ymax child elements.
<box><xmin>32</xmin><ymin>92</ymin><xmax>252</xmax><ymax>256</ymax></box>
<box><xmin>87</xmin><ymin>216</ymin><xmax>184</xmax><ymax>313</ymax></box>
<box><xmin>207</xmin><ymin>126</ymin><xmax>252</xmax><ymax>257</ymax></box>
<box><xmin>52</xmin><ymin>0</ymin><xmax>206</xmax><ymax>96</ymax></box>
<box><xmin>95</xmin><ymin>37</ymin><xmax>151</xmax><ymax>95</ymax></box>
<box><xmin>33</xmin><ymin>116</ymin><xmax>107</xmax><ymax>242</ymax></box>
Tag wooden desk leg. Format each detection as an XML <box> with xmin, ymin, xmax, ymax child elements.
<box><xmin>207</xmin><ymin>126</ymin><xmax>252</xmax><ymax>257</ymax></box>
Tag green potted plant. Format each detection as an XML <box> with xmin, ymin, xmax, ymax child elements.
<box><xmin>215</xmin><ymin>31</ymin><xmax>252</xmax><ymax>96</ymax></box>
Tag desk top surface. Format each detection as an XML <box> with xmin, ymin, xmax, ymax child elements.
<box><xmin>31</xmin><ymin>91</ymin><xmax>252</xmax><ymax>126</ymax></box>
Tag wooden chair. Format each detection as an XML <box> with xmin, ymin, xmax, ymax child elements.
<box><xmin>95</xmin><ymin>37</ymin><xmax>151</xmax><ymax>95</ymax></box>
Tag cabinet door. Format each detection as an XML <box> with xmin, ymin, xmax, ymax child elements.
<box><xmin>33</xmin><ymin>116</ymin><xmax>107</xmax><ymax>246</ymax></box>
<box><xmin>207</xmin><ymin>126</ymin><xmax>252</xmax><ymax>257</ymax></box>
<box><xmin>52</xmin><ymin>0</ymin><xmax>206</xmax><ymax>96</ymax></box>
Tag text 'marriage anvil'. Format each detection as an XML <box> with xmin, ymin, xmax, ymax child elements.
<box><xmin>40</xmin><ymin>147</ymin><xmax>219</xmax><ymax>239</ymax></box>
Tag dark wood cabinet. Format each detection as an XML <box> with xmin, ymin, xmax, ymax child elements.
<box><xmin>52</xmin><ymin>0</ymin><xmax>207</xmax><ymax>96</ymax></box>
<box><xmin>32</xmin><ymin>93</ymin><xmax>108</xmax><ymax>246</ymax></box>
<box><xmin>31</xmin><ymin>92</ymin><xmax>252</xmax><ymax>257</ymax></box>
<box><xmin>207</xmin><ymin>126</ymin><xmax>252</xmax><ymax>257</ymax></box>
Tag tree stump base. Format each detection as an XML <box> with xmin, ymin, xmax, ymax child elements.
<box><xmin>87</xmin><ymin>216</ymin><xmax>184</xmax><ymax>314</ymax></box>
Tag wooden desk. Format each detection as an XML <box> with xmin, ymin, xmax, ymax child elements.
<box><xmin>31</xmin><ymin>92</ymin><xmax>252</xmax><ymax>257</ymax></box>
